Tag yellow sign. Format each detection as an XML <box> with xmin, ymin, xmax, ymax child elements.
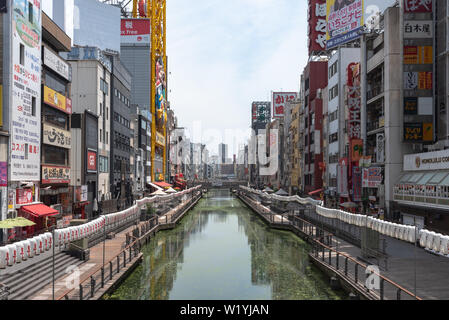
<box><xmin>44</xmin><ymin>86</ymin><xmax>72</xmax><ymax>114</ymax></box>
<box><xmin>156</xmin><ymin>132</ymin><xmax>165</xmax><ymax>147</ymax></box>
<box><xmin>423</xmin><ymin>123</ymin><xmax>433</xmax><ymax>142</ymax></box>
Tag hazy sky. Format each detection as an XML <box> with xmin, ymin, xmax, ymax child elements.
<box><xmin>166</xmin><ymin>0</ymin><xmax>309</xmax><ymax>156</ymax></box>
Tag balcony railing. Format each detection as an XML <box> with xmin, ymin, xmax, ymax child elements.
<box><xmin>367</xmin><ymin>85</ymin><xmax>384</xmax><ymax>101</ymax></box>
<box><xmin>394</xmin><ymin>184</ymin><xmax>449</xmax><ymax>207</ymax></box>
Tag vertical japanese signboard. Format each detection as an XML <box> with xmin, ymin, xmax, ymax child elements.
<box><xmin>347</xmin><ymin>62</ymin><xmax>362</xmax><ymax>163</ymax></box>
<box><xmin>403</xmin><ymin>0</ymin><xmax>434</xmax><ymax>143</ymax></box>
<box><xmin>272</xmin><ymin>93</ymin><xmax>298</xmax><ymax>120</ymax></box>
<box><xmin>352</xmin><ymin>166</ymin><xmax>362</xmax><ymax>202</ymax></box>
<box><xmin>337</xmin><ymin>158</ymin><xmax>348</xmax><ymax>197</ymax></box>
<box><xmin>308</xmin><ymin>0</ymin><xmax>327</xmax><ymax>55</ymax></box>
<box><xmin>326</xmin><ymin>0</ymin><xmax>364</xmax><ymax>49</ymax></box>
<box><xmin>10</xmin><ymin>0</ymin><xmax>42</xmax><ymax>182</ymax></box>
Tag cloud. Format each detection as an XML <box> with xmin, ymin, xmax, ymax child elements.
<box><xmin>166</xmin><ymin>0</ymin><xmax>309</xmax><ymax>155</ymax></box>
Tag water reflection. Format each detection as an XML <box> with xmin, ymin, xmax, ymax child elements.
<box><xmin>106</xmin><ymin>189</ymin><xmax>344</xmax><ymax>300</ymax></box>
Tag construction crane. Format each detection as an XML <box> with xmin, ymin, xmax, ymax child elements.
<box><xmin>103</xmin><ymin>0</ymin><xmax>167</xmax><ymax>183</ymax></box>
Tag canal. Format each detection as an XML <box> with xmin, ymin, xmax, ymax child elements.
<box><xmin>105</xmin><ymin>189</ymin><xmax>345</xmax><ymax>300</ymax></box>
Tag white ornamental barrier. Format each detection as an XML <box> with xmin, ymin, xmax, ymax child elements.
<box><xmin>15</xmin><ymin>241</ymin><xmax>24</xmax><ymax>263</ymax></box>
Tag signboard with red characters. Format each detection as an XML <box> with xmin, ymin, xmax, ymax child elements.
<box><xmin>87</xmin><ymin>151</ymin><xmax>97</xmax><ymax>172</ymax></box>
<box><xmin>272</xmin><ymin>92</ymin><xmax>298</xmax><ymax>119</ymax></box>
<box><xmin>308</xmin><ymin>0</ymin><xmax>327</xmax><ymax>55</ymax></box>
<box><xmin>404</xmin><ymin>0</ymin><xmax>432</xmax><ymax>13</ymax></box>
<box><xmin>121</xmin><ymin>19</ymin><xmax>150</xmax><ymax>45</ymax></box>
<box><xmin>16</xmin><ymin>188</ymin><xmax>34</xmax><ymax>206</ymax></box>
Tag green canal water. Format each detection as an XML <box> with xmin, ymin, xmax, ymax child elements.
<box><xmin>105</xmin><ymin>189</ymin><xmax>345</xmax><ymax>300</ymax></box>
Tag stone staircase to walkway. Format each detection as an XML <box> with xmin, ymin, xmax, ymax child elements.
<box><xmin>0</xmin><ymin>251</ymin><xmax>85</xmax><ymax>300</ymax></box>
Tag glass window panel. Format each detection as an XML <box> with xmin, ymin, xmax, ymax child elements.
<box><xmin>416</xmin><ymin>172</ymin><xmax>436</xmax><ymax>185</ymax></box>
<box><xmin>409</xmin><ymin>173</ymin><xmax>424</xmax><ymax>183</ymax></box>
<box><xmin>428</xmin><ymin>172</ymin><xmax>449</xmax><ymax>184</ymax></box>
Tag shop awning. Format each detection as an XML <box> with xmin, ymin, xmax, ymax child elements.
<box><xmin>153</xmin><ymin>182</ymin><xmax>172</xmax><ymax>189</ymax></box>
<box><xmin>308</xmin><ymin>189</ymin><xmax>323</xmax><ymax>196</ymax></box>
<box><xmin>21</xmin><ymin>204</ymin><xmax>59</xmax><ymax>218</ymax></box>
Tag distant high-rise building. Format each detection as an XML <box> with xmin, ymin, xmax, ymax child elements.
<box><xmin>218</xmin><ymin>143</ymin><xmax>228</xmax><ymax>164</ymax></box>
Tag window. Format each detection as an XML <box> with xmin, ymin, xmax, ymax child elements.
<box><xmin>329</xmin><ymin>61</ymin><xmax>338</xmax><ymax>79</ymax></box>
<box><xmin>24</xmin><ymin>143</ymin><xmax>29</xmax><ymax>160</ymax></box>
<box><xmin>106</xmin><ymin>108</ymin><xmax>109</xmax><ymax>120</ymax></box>
<box><xmin>44</xmin><ymin>145</ymin><xmax>67</xmax><ymax>166</ymax></box>
<box><xmin>99</xmin><ymin>156</ymin><xmax>109</xmax><ymax>173</ymax></box>
<box><xmin>100</xmin><ymin>129</ymin><xmax>102</xmax><ymax>142</ymax></box>
<box><xmin>45</xmin><ymin>72</ymin><xmax>68</xmax><ymax>96</ymax></box>
<box><xmin>20</xmin><ymin>44</ymin><xmax>25</xmax><ymax>65</ymax></box>
<box><xmin>43</xmin><ymin>106</ymin><xmax>68</xmax><ymax>129</ymax></box>
<box><xmin>31</xmin><ymin>97</ymin><xmax>36</xmax><ymax>117</ymax></box>
<box><xmin>329</xmin><ymin>85</ymin><xmax>338</xmax><ymax>101</ymax></box>
<box><xmin>28</xmin><ymin>3</ymin><xmax>33</xmax><ymax>23</ymax></box>
<box><xmin>329</xmin><ymin>133</ymin><xmax>338</xmax><ymax>143</ymax></box>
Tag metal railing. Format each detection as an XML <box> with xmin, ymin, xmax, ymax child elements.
<box><xmin>312</xmin><ymin>241</ymin><xmax>421</xmax><ymax>300</ymax></box>
<box><xmin>57</xmin><ymin>238</ymin><xmax>142</xmax><ymax>300</ymax></box>
<box><xmin>239</xmin><ymin>190</ymin><xmax>422</xmax><ymax>301</ymax></box>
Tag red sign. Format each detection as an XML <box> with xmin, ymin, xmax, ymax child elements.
<box><xmin>404</xmin><ymin>0</ymin><xmax>432</xmax><ymax>13</ymax></box>
<box><xmin>308</xmin><ymin>0</ymin><xmax>327</xmax><ymax>55</ymax></box>
<box><xmin>347</xmin><ymin>63</ymin><xmax>361</xmax><ymax>140</ymax></box>
<box><xmin>87</xmin><ymin>151</ymin><xmax>97</xmax><ymax>172</ymax></box>
<box><xmin>272</xmin><ymin>92</ymin><xmax>298</xmax><ymax>119</ymax></box>
<box><xmin>16</xmin><ymin>188</ymin><xmax>33</xmax><ymax>205</ymax></box>
<box><xmin>121</xmin><ymin>19</ymin><xmax>151</xmax><ymax>44</ymax></box>
<box><xmin>42</xmin><ymin>165</ymin><xmax>71</xmax><ymax>184</ymax></box>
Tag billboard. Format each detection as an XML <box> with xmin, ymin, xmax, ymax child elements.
<box><xmin>87</xmin><ymin>150</ymin><xmax>97</xmax><ymax>172</ymax></box>
<box><xmin>308</xmin><ymin>0</ymin><xmax>327</xmax><ymax>54</ymax></box>
<box><xmin>251</xmin><ymin>102</ymin><xmax>271</xmax><ymax>127</ymax></box>
<box><xmin>10</xmin><ymin>0</ymin><xmax>42</xmax><ymax>182</ymax></box>
<box><xmin>43</xmin><ymin>124</ymin><xmax>71</xmax><ymax>149</ymax></box>
<box><xmin>42</xmin><ymin>165</ymin><xmax>71</xmax><ymax>184</ymax></box>
<box><xmin>404</xmin><ymin>0</ymin><xmax>432</xmax><ymax>13</ymax></box>
<box><xmin>325</xmin><ymin>1</ymin><xmax>398</xmax><ymax>49</ymax></box>
<box><xmin>73</xmin><ymin>0</ymin><xmax>121</xmax><ymax>53</ymax></box>
<box><xmin>44</xmin><ymin>86</ymin><xmax>72</xmax><ymax>114</ymax></box>
<box><xmin>326</xmin><ymin>0</ymin><xmax>364</xmax><ymax>49</ymax></box>
<box><xmin>272</xmin><ymin>93</ymin><xmax>298</xmax><ymax>119</ymax></box>
<box><xmin>121</xmin><ymin>19</ymin><xmax>150</xmax><ymax>45</ymax></box>
<box><xmin>43</xmin><ymin>46</ymin><xmax>71</xmax><ymax>81</ymax></box>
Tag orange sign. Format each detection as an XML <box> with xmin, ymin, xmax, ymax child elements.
<box><xmin>44</xmin><ymin>86</ymin><xmax>72</xmax><ymax>114</ymax></box>
<box><xmin>351</xmin><ymin>139</ymin><xmax>363</xmax><ymax>163</ymax></box>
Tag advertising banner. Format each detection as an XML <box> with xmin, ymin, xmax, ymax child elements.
<box><xmin>156</xmin><ymin>132</ymin><xmax>165</xmax><ymax>147</ymax></box>
<box><xmin>403</xmin><ymin>46</ymin><xmax>433</xmax><ymax>64</ymax></box>
<box><xmin>251</xmin><ymin>102</ymin><xmax>271</xmax><ymax>127</ymax></box>
<box><xmin>43</xmin><ymin>124</ymin><xmax>71</xmax><ymax>149</ymax></box>
<box><xmin>74</xmin><ymin>186</ymin><xmax>88</xmax><ymax>203</ymax></box>
<box><xmin>121</xmin><ymin>19</ymin><xmax>150</xmax><ymax>45</ymax></box>
<box><xmin>43</xmin><ymin>47</ymin><xmax>71</xmax><ymax>81</ymax></box>
<box><xmin>404</xmin><ymin>0</ymin><xmax>433</xmax><ymax>13</ymax></box>
<box><xmin>0</xmin><ymin>162</ymin><xmax>7</xmax><ymax>187</ymax></box>
<box><xmin>404</xmin><ymin>123</ymin><xmax>432</xmax><ymax>142</ymax></box>
<box><xmin>10</xmin><ymin>0</ymin><xmax>42</xmax><ymax>182</ymax></box>
<box><xmin>362</xmin><ymin>167</ymin><xmax>382</xmax><ymax>188</ymax></box>
<box><xmin>44</xmin><ymin>86</ymin><xmax>72</xmax><ymax>114</ymax></box>
<box><xmin>403</xmin><ymin>21</ymin><xmax>433</xmax><ymax>38</ymax></box>
<box><xmin>42</xmin><ymin>165</ymin><xmax>70</xmax><ymax>184</ymax></box>
<box><xmin>376</xmin><ymin>133</ymin><xmax>385</xmax><ymax>163</ymax></box>
<box><xmin>352</xmin><ymin>166</ymin><xmax>362</xmax><ymax>202</ymax></box>
<box><xmin>337</xmin><ymin>158</ymin><xmax>348</xmax><ymax>196</ymax></box>
<box><xmin>16</xmin><ymin>188</ymin><xmax>33</xmax><ymax>205</ymax></box>
<box><xmin>326</xmin><ymin>0</ymin><xmax>364</xmax><ymax>49</ymax></box>
<box><xmin>351</xmin><ymin>139</ymin><xmax>363</xmax><ymax>163</ymax></box>
<box><xmin>347</xmin><ymin>63</ymin><xmax>361</xmax><ymax>140</ymax></box>
<box><xmin>272</xmin><ymin>92</ymin><xmax>298</xmax><ymax>119</ymax></box>
<box><xmin>308</xmin><ymin>0</ymin><xmax>327</xmax><ymax>54</ymax></box>
<box><xmin>404</xmin><ymin>149</ymin><xmax>449</xmax><ymax>171</ymax></box>
<box><xmin>87</xmin><ymin>150</ymin><xmax>97</xmax><ymax>172</ymax></box>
